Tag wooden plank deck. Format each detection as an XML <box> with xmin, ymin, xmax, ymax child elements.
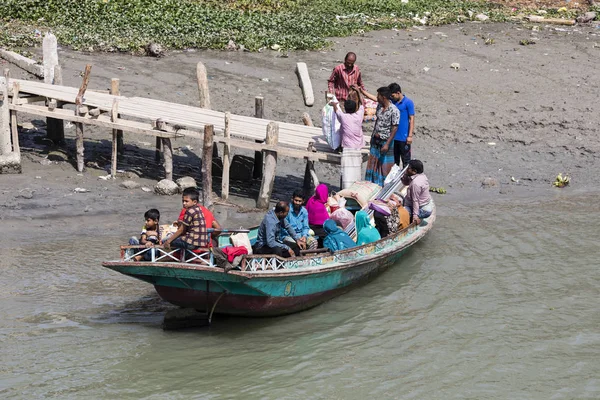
<box><xmin>0</xmin><ymin>77</ymin><xmax>371</xmax><ymax>156</ymax></box>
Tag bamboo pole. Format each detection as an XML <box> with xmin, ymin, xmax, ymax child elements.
<box><xmin>110</xmin><ymin>78</ymin><xmax>124</xmax><ymax>155</ymax></box>
<box><xmin>110</xmin><ymin>98</ymin><xmax>119</xmax><ymax>178</ymax></box>
<box><xmin>10</xmin><ymin>82</ymin><xmax>20</xmax><ymax>154</ymax></box>
<box><xmin>202</xmin><ymin>124</ymin><xmax>214</xmax><ymax>210</ymax></box>
<box><xmin>221</xmin><ymin>112</ymin><xmax>231</xmax><ymax>201</ymax></box>
<box><xmin>257</xmin><ymin>122</ymin><xmax>278</xmax><ymax>209</ymax></box>
<box><xmin>155</xmin><ymin>137</ymin><xmax>162</xmax><ymax>163</ymax></box>
<box><xmin>196</xmin><ymin>62</ymin><xmax>210</xmax><ymax>109</ymax></box>
<box><xmin>253</xmin><ymin>96</ymin><xmax>264</xmax><ymax>179</ymax></box>
<box><xmin>0</xmin><ymin>69</ymin><xmax>10</xmax><ymax>155</ymax></box>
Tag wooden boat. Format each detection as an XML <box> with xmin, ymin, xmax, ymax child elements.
<box><xmin>102</xmin><ymin>205</ymin><xmax>435</xmax><ymax>318</ymax></box>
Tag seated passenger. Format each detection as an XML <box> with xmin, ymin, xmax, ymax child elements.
<box><xmin>282</xmin><ymin>190</ymin><xmax>318</xmax><ymax>250</ymax></box>
<box><xmin>355</xmin><ymin>210</ymin><xmax>381</xmax><ymax>246</ymax></box>
<box><xmin>323</xmin><ymin>219</ymin><xmax>356</xmax><ymax>252</ymax></box>
<box><xmin>253</xmin><ymin>201</ymin><xmax>304</xmax><ymax>258</ymax></box>
<box><xmin>163</xmin><ymin>188</ymin><xmax>210</xmax><ymax>252</ymax></box>
<box><xmin>402</xmin><ymin>159</ymin><xmax>434</xmax><ymax>225</ymax></box>
<box><xmin>306</xmin><ymin>183</ymin><xmax>330</xmax><ymax>247</ymax></box>
<box><xmin>129</xmin><ymin>208</ymin><xmax>163</xmax><ymax>261</ymax></box>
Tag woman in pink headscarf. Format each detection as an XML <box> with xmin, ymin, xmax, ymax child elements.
<box><xmin>306</xmin><ymin>183</ymin><xmax>330</xmax><ymax>247</ymax></box>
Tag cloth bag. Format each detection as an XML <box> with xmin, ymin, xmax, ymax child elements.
<box><xmin>322</xmin><ymin>95</ymin><xmax>341</xmax><ymax>150</ymax></box>
<box><xmin>231</xmin><ymin>232</ymin><xmax>252</xmax><ymax>255</ymax></box>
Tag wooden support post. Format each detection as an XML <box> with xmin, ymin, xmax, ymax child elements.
<box><xmin>202</xmin><ymin>124</ymin><xmax>214</xmax><ymax>210</ymax></box>
<box><xmin>10</xmin><ymin>82</ymin><xmax>20</xmax><ymax>154</ymax></box>
<box><xmin>155</xmin><ymin>137</ymin><xmax>162</xmax><ymax>163</ymax></box>
<box><xmin>110</xmin><ymin>98</ymin><xmax>118</xmax><ymax>178</ymax></box>
<box><xmin>221</xmin><ymin>112</ymin><xmax>231</xmax><ymax>201</ymax></box>
<box><xmin>257</xmin><ymin>122</ymin><xmax>278</xmax><ymax>209</ymax></box>
<box><xmin>0</xmin><ymin>69</ymin><xmax>11</xmax><ymax>155</ymax></box>
<box><xmin>75</xmin><ymin>64</ymin><xmax>92</xmax><ymax>108</ymax></box>
<box><xmin>75</xmin><ymin>122</ymin><xmax>84</xmax><ymax>172</ymax></box>
<box><xmin>73</xmin><ymin>64</ymin><xmax>91</xmax><ymax>172</ymax></box>
<box><xmin>302</xmin><ymin>114</ymin><xmax>318</xmax><ymax>197</ymax></box>
<box><xmin>110</xmin><ymin>78</ymin><xmax>124</xmax><ymax>155</ymax></box>
<box><xmin>253</xmin><ymin>96</ymin><xmax>264</xmax><ymax>179</ymax></box>
<box><xmin>196</xmin><ymin>62</ymin><xmax>211</xmax><ymax>109</ymax></box>
<box><xmin>47</xmin><ymin>65</ymin><xmax>64</xmax><ymax>145</ymax></box>
<box><xmin>42</xmin><ymin>33</ymin><xmax>58</xmax><ymax>85</ymax></box>
<box><xmin>162</xmin><ymin>138</ymin><xmax>173</xmax><ymax>181</ymax></box>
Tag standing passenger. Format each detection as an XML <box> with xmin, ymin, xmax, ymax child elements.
<box><xmin>358</xmin><ymin>86</ymin><xmax>399</xmax><ymax>186</ymax></box>
<box><xmin>328</xmin><ymin>52</ymin><xmax>365</xmax><ymax>105</ymax></box>
<box><xmin>388</xmin><ymin>83</ymin><xmax>415</xmax><ymax>168</ymax></box>
<box><xmin>331</xmin><ymin>91</ymin><xmax>365</xmax><ymax>189</ymax></box>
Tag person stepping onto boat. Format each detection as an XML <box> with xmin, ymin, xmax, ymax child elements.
<box><xmin>282</xmin><ymin>190</ymin><xmax>318</xmax><ymax>251</ymax></box>
<box><xmin>129</xmin><ymin>208</ymin><xmax>163</xmax><ymax>261</ymax></box>
<box><xmin>163</xmin><ymin>187</ymin><xmax>209</xmax><ymax>254</ymax></box>
<box><xmin>253</xmin><ymin>201</ymin><xmax>304</xmax><ymax>258</ymax></box>
<box><xmin>402</xmin><ymin>159</ymin><xmax>433</xmax><ymax>226</ymax></box>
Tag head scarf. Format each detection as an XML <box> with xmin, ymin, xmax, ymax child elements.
<box><xmin>306</xmin><ymin>184</ymin><xmax>330</xmax><ymax>226</ymax></box>
<box><xmin>323</xmin><ymin>219</ymin><xmax>356</xmax><ymax>252</ymax></box>
<box><xmin>355</xmin><ymin>210</ymin><xmax>381</xmax><ymax>245</ymax></box>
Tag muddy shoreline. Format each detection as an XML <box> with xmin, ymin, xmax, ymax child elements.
<box><xmin>1</xmin><ymin>21</ymin><xmax>598</xmax><ymax>241</ymax></box>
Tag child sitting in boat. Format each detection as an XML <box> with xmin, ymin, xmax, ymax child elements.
<box><xmin>129</xmin><ymin>208</ymin><xmax>163</xmax><ymax>261</ymax></box>
<box><xmin>163</xmin><ymin>188</ymin><xmax>210</xmax><ymax>252</ymax></box>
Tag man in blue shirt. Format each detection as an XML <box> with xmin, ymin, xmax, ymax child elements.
<box><xmin>253</xmin><ymin>201</ymin><xmax>304</xmax><ymax>258</ymax></box>
<box><xmin>389</xmin><ymin>83</ymin><xmax>415</xmax><ymax>168</ymax></box>
<box><xmin>281</xmin><ymin>190</ymin><xmax>318</xmax><ymax>250</ymax></box>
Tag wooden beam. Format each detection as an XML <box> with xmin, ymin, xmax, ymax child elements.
<box><xmin>253</xmin><ymin>96</ymin><xmax>264</xmax><ymax>179</ymax></box>
<box><xmin>0</xmin><ymin>49</ymin><xmax>43</xmax><ymax>78</ymax></box>
<box><xmin>221</xmin><ymin>112</ymin><xmax>231</xmax><ymax>201</ymax></box>
<box><xmin>196</xmin><ymin>62</ymin><xmax>210</xmax><ymax>109</ymax></box>
<box><xmin>257</xmin><ymin>122</ymin><xmax>278</xmax><ymax>209</ymax></box>
<box><xmin>11</xmin><ymin>103</ymin><xmax>180</xmax><ymax>138</ymax></box>
<box><xmin>202</xmin><ymin>124</ymin><xmax>214</xmax><ymax>210</ymax></box>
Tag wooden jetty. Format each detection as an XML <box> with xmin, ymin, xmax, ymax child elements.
<box><xmin>0</xmin><ymin>50</ymin><xmax>370</xmax><ymax>207</ymax></box>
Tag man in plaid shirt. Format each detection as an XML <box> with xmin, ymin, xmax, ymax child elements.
<box><xmin>327</xmin><ymin>52</ymin><xmax>365</xmax><ymax>103</ymax></box>
<box><xmin>163</xmin><ymin>187</ymin><xmax>209</xmax><ymax>251</ymax></box>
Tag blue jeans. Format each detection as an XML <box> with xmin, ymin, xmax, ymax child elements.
<box><xmin>404</xmin><ymin>205</ymin><xmax>432</xmax><ymax>221</ymax></box>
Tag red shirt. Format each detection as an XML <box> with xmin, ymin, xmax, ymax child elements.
<box><xmin>179</xmin><ymin>206</ymin><xmax>214</xmax><ymax>228</ymax></box>
<box><xmin>327</xmin><ymin>64</ymin><xmax>365</xmax><ymax>101</ymax></box>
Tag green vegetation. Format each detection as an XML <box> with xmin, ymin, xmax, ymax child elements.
<box><xmin>0</xmin><ymin>0</ymin><xmax>592</xmax><ymax>53</ymax></box>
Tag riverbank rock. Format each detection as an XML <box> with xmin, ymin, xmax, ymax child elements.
<box><xmin>176</xmin><ymin>176</ymin><xmax>197</xmax><ymax>191</ymax></box>
<box><xmin>482</xmin><ymin>177</ymin><xmax>498</xmax><ymax>187</ymax></box>
<box><xmin>576</xmin><ymin>12</ymin><xmax>596</xmax><ymax>23</ymax></box>
<box><xmin>154</xmin><ymin>179</ymin><xmax>179</xmax><ymax>195</ymax></box>
<box><xmin>120</xmin><ymin>180</ymin><xmax>141</xmax><ymax>190</ymax></box>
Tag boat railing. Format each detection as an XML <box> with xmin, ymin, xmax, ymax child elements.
<box><xmin>120</xmin><ymin>245</ymin><xmax>214</xmax><ymax>267</ymax></box>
